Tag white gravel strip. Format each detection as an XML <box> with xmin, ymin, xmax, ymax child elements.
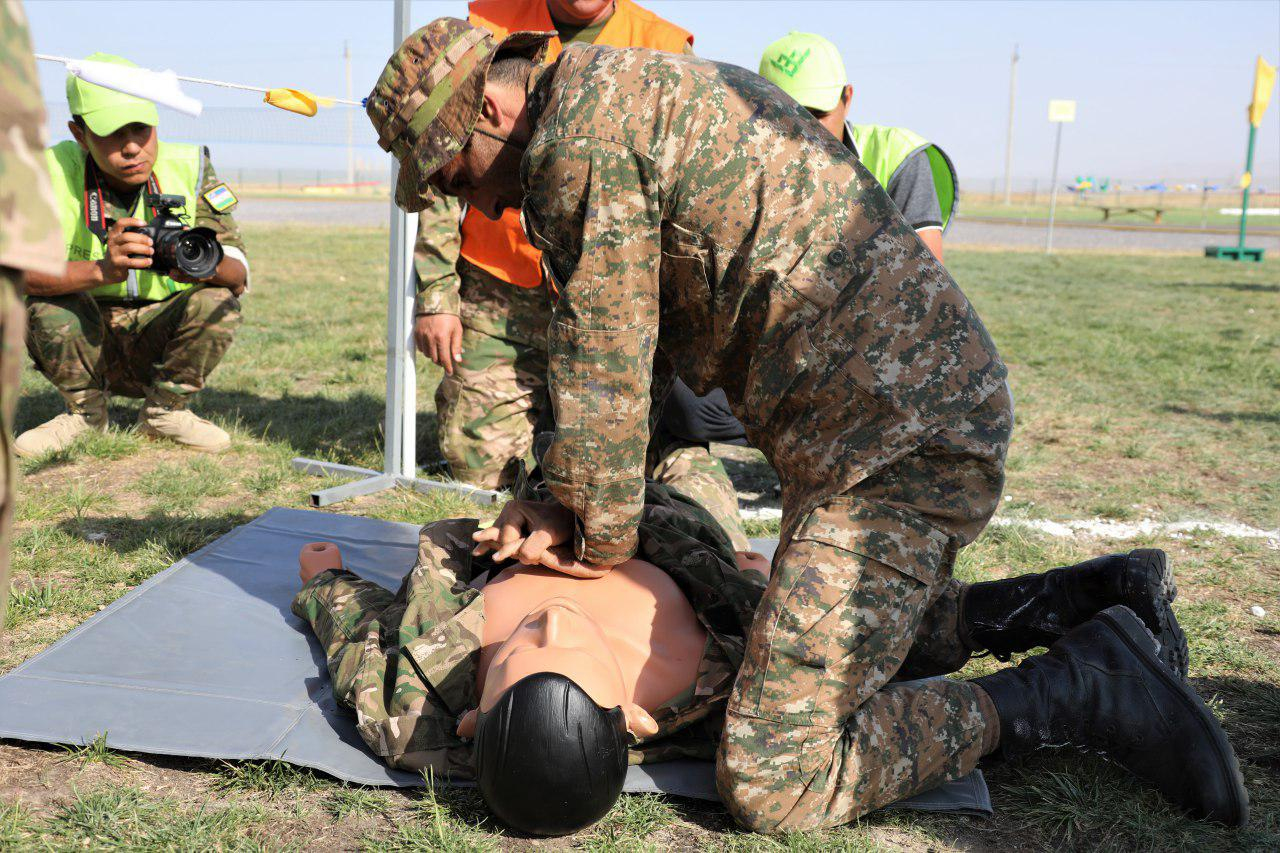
<box><xmin>989</xmin><ymin>516</ymin><xmax>1280</xmax><ymax>549</ymax></box>
<box><xmin>739</xmin><ymin>506</ymin><xmax>1278</xmax><ymax>549</ymax></box>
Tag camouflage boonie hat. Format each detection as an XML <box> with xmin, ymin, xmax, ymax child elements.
<box><xmin>367</xmin><ymin>17</ymin><xmax>553</xmax><ymax>213</ymax></box>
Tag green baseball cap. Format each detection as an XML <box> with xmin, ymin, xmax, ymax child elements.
<box><xmin>66</xmin><ymin>52</ymin><xmax>160</xmax><ymax>136</ymax></box>
<box><xmin>758</xmin><ymin>32</ymin><xmax>847</xmax><ymax>112</ymax></box>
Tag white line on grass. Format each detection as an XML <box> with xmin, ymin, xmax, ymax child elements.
<box><xmin>738</xmin><ymin>507</ymin><xmax>1279</xmax><ymax>549</ymax></box>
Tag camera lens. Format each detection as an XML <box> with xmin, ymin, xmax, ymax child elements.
<box><xmin>172</xmin><ymin>230</ymin><xmax>224</xmax><ymax>280</ymax></box>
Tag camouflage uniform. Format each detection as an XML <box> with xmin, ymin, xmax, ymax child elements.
<box><xmin>508</xmin><ymin>46</ymin><xmax>1010</xmax><ymax>830</ymax></box>
<box><xmin>0</xmin><ymin>0</ymin><xmax>66</xmax><ymax>631</ymax></box>
<box><xmin>292</xmin><ymin>482</ymin><xmax>761</xmax><ymax>775</ymax></box>
<box><xmin>413</xmin><ymin>15</ymin><xmax>746</xmax><ymax>551</ymax></box>
<box><xmin>25</xmin><ymin>154</ymin><xmax>245</xmax><ymax>409</ymax></box>
<box><xmin>415</xmin><ymin>189</ymin><xmax>749</xmax><ymax>549</ymax></box>
<box><xmin>415</xmin><ymin>202</ymin><xmax>552</xmax><ymax>489</ymax></box>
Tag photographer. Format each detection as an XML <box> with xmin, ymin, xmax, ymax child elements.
<box><xmin>18</xmin><ymin>53</ymin><xmax>247</xmax><ymax>456</ymax></box>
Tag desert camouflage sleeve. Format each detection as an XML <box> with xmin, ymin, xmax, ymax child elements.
<box><xmin>413</xmin><ymin>195</ymin><xmax>462</xmax><ymax>316</ymax></box>
<box><xmin>0</xmin><ymin>0</ymin><xmax>65</xmax><ymax>277</ymax></box>
<box><xmin>524</xmin><ymin>140</ymin><xmax>663</xmax><ymax>565</ymax></box>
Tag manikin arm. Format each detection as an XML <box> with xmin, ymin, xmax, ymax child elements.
<box><xmin>292</xmin><ymin>542</ymin><xmax>396</xmax><ymax>709</ymax></box>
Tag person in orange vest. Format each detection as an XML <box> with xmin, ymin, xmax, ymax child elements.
<box><xmin>413</xmin><ymin>0</ymin><xmax>751</xmax><ymax>549</ymax></box>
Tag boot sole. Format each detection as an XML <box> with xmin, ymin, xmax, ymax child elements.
<box><xmin>1095</xmin><ymin>604</ymin><xmax>1249</xmax><ymax>827</ymax></box>
<box><xmin>1126</xmin><ymin>549</ymin><xmax>1190</xmax><ymax>680</ymax></box>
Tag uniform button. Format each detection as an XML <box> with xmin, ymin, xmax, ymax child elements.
<box><xmin>826</xmin><ymin>248</ymin><xmax>848</xmax><ymax>265</ymax></box>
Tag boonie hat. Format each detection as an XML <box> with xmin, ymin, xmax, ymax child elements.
<box><xmin>758</xmin><ymin>32</ymin><xmax>848</xmax><ymax>112</ymax></box>
<box><xmin>367</xmin><ymin>17</ymin><xmax>553</xmax><ymax>212</ymax></box>
<box><xmin>66</xmin><ymin>52</ymin><xmax>160</xmax><ymax>136</ymax></box>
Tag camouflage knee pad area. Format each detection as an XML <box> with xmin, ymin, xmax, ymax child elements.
<box><xmin>648</xmin><ymin>444</ymin><xmax>749</xmax><ymax>550</ymax></box>
<box><xmin>716</xmin><ymin>498</ymin><xmax>989</xmax><ymax>832</ymax></box>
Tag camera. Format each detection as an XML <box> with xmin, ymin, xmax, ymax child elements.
<box><xmin>125</xmin><ymin>193</ymin><xmax>223</xmax><ymax>280</ymax></box>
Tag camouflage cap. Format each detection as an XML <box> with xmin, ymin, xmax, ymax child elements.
<box><xmin>367</xmin><ymin>17</ymin><xmax>553</xmax><ymax>213</ymax></box>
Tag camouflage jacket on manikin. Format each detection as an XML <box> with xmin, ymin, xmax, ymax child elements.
<box><xmin>0</xmin><ymin>0</ymin><xmax>64</xmax><ymax>278</ymax></box>
<box><xmin>291</xmin><ymin>481</ymin><xmax>766</xmax><ymax>776</ymax></box>
<box><xmin>44</xmin><ymin>140</ymin><xmax>247</xmax><ymax>301</ymax></box>
<box><xmin>518</xmin><ymin>45</ymin><xmax>1007</xmax><ymax>564</ymax></box>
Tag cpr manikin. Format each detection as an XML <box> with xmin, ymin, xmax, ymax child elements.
<box><xmin>298</xmin><ymin>541</ymin><xmax>770</xmax><ymax>835</ymax></box>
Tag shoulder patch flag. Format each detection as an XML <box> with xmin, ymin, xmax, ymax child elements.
<box><xmin>203</xmin><ymin>183</ymin><xmax>238</xmax><ymax>213</ymax></box>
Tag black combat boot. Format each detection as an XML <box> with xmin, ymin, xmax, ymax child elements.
<box><xmin>961</xmin><ymin>548</ymin><xmax>1188</xmax><ymax>678</ymax></box>
<box><xmin>973</xmin><ymin>605</ymin><xmax>1248</xmax><ymax>827</ymax></box>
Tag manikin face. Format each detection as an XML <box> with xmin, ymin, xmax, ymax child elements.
<box><xmin>545</xmin><ymin>0</ymin><xmax>614</xmax><ymax>26</ymax></box>
<box><xmin>69</xmin><ymin>120</ymin><xmax>158</xmax><ymax>191</ymax></box>
<box><xmin>457</xmin><ymin>596</ymin><xmax>658</xmax><ymax>739</ymax></box>
<box><xmin>428</xmin><ymin>86</ymin><xmax>526</xmax><ymax>221</ymax></box>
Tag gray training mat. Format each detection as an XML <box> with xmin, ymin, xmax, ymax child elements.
<box><xmin>0</xmin><ymin>507</ymin><xmax>990</xmax><ymax>813</ymax></box>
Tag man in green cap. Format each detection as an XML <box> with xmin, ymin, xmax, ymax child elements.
<box><xmin>0</xmin><ymin>0</ymin><xmax>66</xmax><ymax>632</ymax></box>
<box><xmin>759</xmin><ymin>31</ymin><xmax>958</xmax><ymax>262</ymax></box>
<box><xmin>17</xmin><ymin>53</ymin><xmax>248</xmax><ymax>456</ymax></box>
<box><xmin>364</xmin><ymin>18</ymin><xmax>1249</xmax><ymax>833</ymax></box>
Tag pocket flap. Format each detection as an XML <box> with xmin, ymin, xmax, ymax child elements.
<box><xmin>792</xmin><ymin>498</ymin><xmax>949</xmax><ymax>586</ymax></box>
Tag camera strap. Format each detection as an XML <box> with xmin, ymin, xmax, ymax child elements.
<box><xmin>82</xmin><ymin>157</ymin><xmax>164</xmax><ymax>245</ymax></box>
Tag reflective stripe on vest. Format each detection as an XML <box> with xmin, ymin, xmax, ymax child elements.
<box><xmin>462</xmin><ymin>0</ymin><xmax>693</xmax><ymax>288</ymax></box>
<box><xmin>45</xmin><ymin>139</ymin><xmax>204</xmax><ymax>300</ymax></box>
<box><xmin>848</xmin><ymin>124</ymin><xmax>959</xmax><ymax>231</ymax></box>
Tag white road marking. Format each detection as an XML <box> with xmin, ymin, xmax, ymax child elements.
<box><xmin>738</xmin><ymin>506</ymin><xmax>1278</xmax><ymax>549</ymax></box>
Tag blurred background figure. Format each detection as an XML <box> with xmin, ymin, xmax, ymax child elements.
<box><xmin>0</xmin><ymin>0</ymin><xmax>66</xmax><ymax>633</ymax></box>
<box><xmin>760</xmin><ymin>31</ymin><xmax>958</xmax><ymax>261</ymax></box>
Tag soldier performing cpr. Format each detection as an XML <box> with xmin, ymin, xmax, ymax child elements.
<box><xmin>367</xmin><ymin>19</ymin><xmax>1248</xmax><ymax>831</ymax></box>
<box><xmin>413</xmin><ymin>0</ymin><xmax>750</xmax><ymax>549</ymax></box>
<box><xmin>17</xmin><ymin>53</ymin><xmax>247</xmax><ymax>457</ymax></box>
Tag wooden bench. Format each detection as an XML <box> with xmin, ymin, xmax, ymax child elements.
<box><xmin>1093</xmin><ymin>205</ymin><xmax>1165</xmax><ymax>224</ymax></box>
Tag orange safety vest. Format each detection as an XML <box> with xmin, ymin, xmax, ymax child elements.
<box><xmin>463</xmin><ymin>0</ymin><xmax>693</xmax><ymax>288</ymax></box>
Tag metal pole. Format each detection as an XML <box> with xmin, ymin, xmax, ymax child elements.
<box><xmin>293</xmin><ymin>0</ymin><xmax>502</xmax><ymax>506</ymax></box>
<box><xmin>385</xmin><ymin>0</ymin><xmax>416</xmax><ymax>479</ymax></box>
<box><xmin>1002</xmin><ymin>44</ymin><xmax>1019</xmax><ymax>205</ymax></box>
<box><xmin>1237</xmin><ymin>123</ymin><xmax>1258</xmax><ymax>250</ymax></box>
<box><xmin>1046</xmin><ymin>122</ymin><xmax>1063</xmax><ymax>254</ymax></box>
<box><xmin>345</xmin><ymin>41</ymin><xmax>355</xmax><ymax>186</ymax></box>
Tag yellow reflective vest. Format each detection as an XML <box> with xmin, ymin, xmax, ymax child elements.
<box><xmin>847</xmin><ymin>124</ymin><xmax>958</xmax><ymax>230</ymax></box>
<box><xmin>45</xmin><ymin>139</ymin><xmax>203</xmax><ymax>300</ymax></box>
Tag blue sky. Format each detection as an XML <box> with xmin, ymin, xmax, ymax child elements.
<box><xmin>27</xmin><ymin>0</ymin><xmax>1280</xmax><ymax>187</ymax></box>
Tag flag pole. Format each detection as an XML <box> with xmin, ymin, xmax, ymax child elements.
<box><xmin>1236</xmin><ymin>122</ymin><xmax>1256</xmax><ymax>252</ymax></box>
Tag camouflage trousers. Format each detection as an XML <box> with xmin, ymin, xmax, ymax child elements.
<box><xmin>0</xmin><ymin>268</ymin><xmax>25</xmax><ymax>634</ymax></box>
<box><xmin>717</xmin><ymin>383</ymin><xmax>1013</xmax><ymax>833</ymax></box>
<box><xmin>435</xmin><ymin>263</ymin><xmax>748</xmax><ymax>548</ymax></box>
<box><xmin>25</xmin><ymin>285</ymin><xmax>241</xmax><ymax>405</ymax></box>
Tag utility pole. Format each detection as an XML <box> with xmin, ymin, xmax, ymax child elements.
<box><xmin>1002</xmin><ymin>44</ymin><xmax>1019</xmax><ymax>205</ymax></box>
<box><xmin>344</xmin><ymin>40</ymin><xmax>354</xmax><ymax>186</ymax></box>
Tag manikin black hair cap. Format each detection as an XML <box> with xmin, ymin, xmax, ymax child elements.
<box><xmin>474</xmin><ymin>671</ymin><xmax>629</xmax><ymax>837</ymax></box>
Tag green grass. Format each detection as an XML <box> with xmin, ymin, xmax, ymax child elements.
<box><xmin>2</xmin><ymin>224</ymin><xmax>1277</xmax><ymax>850</ymax></box>
<box><xmin>961</xmin><ymin>198</ymin><xmax>1280</xmax><ymax>232</ymax></box>
<box><xmin>58</xmin><ymin>732</ymin><xmax>131</xmax><ymax>770</ymax></box>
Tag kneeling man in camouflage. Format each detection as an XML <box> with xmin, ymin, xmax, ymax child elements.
<box><xmin>360</xmin><ymin>20</ymin><xmax>1248</xmax><ymax>831</ymax></box>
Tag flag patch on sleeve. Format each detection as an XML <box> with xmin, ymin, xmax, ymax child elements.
<box><xmin>202</xmin><ymin>183</ymin><xmax>238</xmax><ymax>213</ymax></box>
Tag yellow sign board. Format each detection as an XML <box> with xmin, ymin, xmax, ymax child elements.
<box><xmin>1048</xmin><ymin>99</ymin><xmax>1077</xmax><ymax>123</ymax></box>
<box><xmin>1249</xmin><ymin>56</ymin><xmax>1276</xmax><ymax>127</ymax></box>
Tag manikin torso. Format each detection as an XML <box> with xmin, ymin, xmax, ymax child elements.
<box><xmin>298</xmin><ymin>542</ymin><xmax>768</xmax><ymax>732</ymax></box>
<box><xmin>477</xmin><ymin>559</ymin><xmax>707</xmax><ymax>712</ymax></box>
